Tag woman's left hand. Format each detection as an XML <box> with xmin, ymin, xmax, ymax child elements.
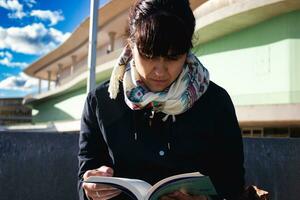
<box><xmin>160</xmin><ymin>191</ymin><xmax>208</xmax><ymax>200</ymax></box>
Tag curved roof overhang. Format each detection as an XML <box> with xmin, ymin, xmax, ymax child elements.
<box><xmin>24</xmin><ymin>0</ymin><xmax>135</xmax><ymax>80</ymax></box>
<box><xmin>23</xmin><ymin>48</ymin><xmax>123</xmax><ymax>105</ymax></box>
<box><xmin>24</xmin><ymin>0</ymin><xmax>207</xmax><ymax>81</ymax></box>
<box><xmin>193</xmin><ymin>0</ymin><xmax>300</xmax><ymax>46</ymax></box>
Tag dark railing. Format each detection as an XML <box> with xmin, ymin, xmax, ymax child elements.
<box><xmin>0</xmin><ymin>132</ymin><xmax>299</xmax><ymax>200</ymax></box>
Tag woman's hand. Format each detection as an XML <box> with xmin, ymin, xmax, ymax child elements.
<box><xmin>82</xmin><ymin>166</ymin><xmax>121</xmax><ymax>200</ymax></box>
<box><xmin>160</xmin><ymin>191</ymin><xmax>208</xmax><ymax>200</ymax></box>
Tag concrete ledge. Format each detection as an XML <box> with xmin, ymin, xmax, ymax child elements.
<box><xmin>236</xmin><ymin>103</ymin><xmax>300</xmax><ymax>127</ymax></box>
<box><xmin>1</xmin><ymin>120</ymin><xmax>81</xmax><ymax>132</ymax></box>
<box><xmin>0</xmin><ymin>132</ymin><xmax>299</xmax><ymax>200</ymax></box>
<box><xmin>0</xmin><ymin>132</ymin><xmax>79</xmax><ymax>200</ymax></box>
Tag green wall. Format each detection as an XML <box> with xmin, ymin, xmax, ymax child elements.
<box><xmin>290</xmin><ymin>39</ymin><xmax>300</xmax><ymax>102</ymax></box>
<box><xmin>193</xmin><ymin>10</ymin><xmax>300</xmax><ymax>105</ymax></box>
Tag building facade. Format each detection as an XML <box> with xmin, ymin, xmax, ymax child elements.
<box><xmin>23</xmin><ymin>0</ymin><xmax>300</xmax><ymax>137</ymax></box>
<box><xmin>0</xmin><ymin>98</ymin><xmax>32</xmax><ymax>125</ymax></box>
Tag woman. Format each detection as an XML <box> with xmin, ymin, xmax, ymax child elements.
<box><xmin>78</xmin><ymin>0</ymin><xmax>245</xmax><ymax>199</ymax></box>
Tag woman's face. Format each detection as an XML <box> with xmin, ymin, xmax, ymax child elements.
<box><xmin>132</xmin><ymin>45</ymin><xmax>187</xmax><ymax>92</ymax></box>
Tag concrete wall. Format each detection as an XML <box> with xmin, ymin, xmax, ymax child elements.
<box><xmin>0</xmin><ymin>132</ymin><xmax>79</xmax><ymax>200</ymax></box>
<box><xmin>243</xmin><ymin>138</ymin><xmax>300</xmax><ymax>200</ymax></box>
<box><xmin>0</xmin><ymin>132</ymin><xmax>299</xmax><ymax>200</ymax></box>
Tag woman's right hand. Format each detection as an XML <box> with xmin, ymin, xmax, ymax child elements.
<box><xmin>82</xmin><ymin>166</ymin><xmax>121</xmax><ymax>200</ymax></box>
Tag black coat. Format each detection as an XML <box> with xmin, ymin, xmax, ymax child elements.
<box><xmin>78</xmin><ymin>80</ymin><xmax>245</xmax><ymax>200</ymax></box>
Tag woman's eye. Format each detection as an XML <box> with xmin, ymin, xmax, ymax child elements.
<box><xmin>167</xmin><ymin>56</ymin><xmax>179</xmax><ymax>61</ymax></box>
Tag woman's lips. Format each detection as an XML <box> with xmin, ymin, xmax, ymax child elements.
<box><xmin>147</xmin><ymin>78</ymin><xmax>170</xmax><ymax>91</ymax></box>
<box><xmin>150</xmin><ymin>78</ymin><xmax>168</xmax><ymax>82</ymax></box>
<box><xmin>150</xmin><ymin>79</ymin><xmax>168</xmax><ymax>84</ymax></box>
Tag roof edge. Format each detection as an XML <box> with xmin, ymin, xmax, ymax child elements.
<box><xmin>193</xmin><ymin>0</ymin><xmax>300</xmax><ymax>46</ymax></box>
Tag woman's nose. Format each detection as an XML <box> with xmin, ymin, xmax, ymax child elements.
<box><xmin>153</xmin><ymin>58</ymin><xmax>167</xmax><ymax>76</ymax></box>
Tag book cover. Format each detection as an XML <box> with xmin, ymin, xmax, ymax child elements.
<box><xmin>85</xmin><ymin>172</ymin><xmax>217</xmax><ymax>200</ymax></box>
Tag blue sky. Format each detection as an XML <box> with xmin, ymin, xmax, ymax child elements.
<box><xmin>0</xmin><ymin>0</ymin><xmax>108</xmax><ymax>98</ymax></box>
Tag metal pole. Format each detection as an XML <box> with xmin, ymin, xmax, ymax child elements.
<box><xmin>87</xmin><ymin>0</ymin><xmax>99</xmax><ymax>92</ymax></box>
<box><xmin>38</xmin><ymin>78</ymin><xmax>41</xmax><ymax>94</ymax></box>
<box><xmin>47</xmin><ymin>71</ymin><xmax>51</xmax><ymax>91</ymax></box>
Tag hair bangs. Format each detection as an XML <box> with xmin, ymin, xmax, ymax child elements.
<box><xmin>134</xmin><ymin>14</ymin><xmax>192</xmax><ymax>58</ymax></box>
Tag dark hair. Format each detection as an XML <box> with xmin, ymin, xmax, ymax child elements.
<box><xmin>128</xmin><ymin>0</ymin><xmax>195</xmax><ymax>58</ymax></box>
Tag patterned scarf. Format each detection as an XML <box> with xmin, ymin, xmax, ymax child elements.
<box><xmin>108</xmin><ymin>46</ymin><xmax>210</xmax><ymax>120</ymax></box>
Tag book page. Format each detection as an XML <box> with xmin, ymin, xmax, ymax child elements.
<box><xmin>148</xmin><ymin>172</ymin><xmax>203</xmax><ymax>191</ymax></box>
<box><xmin>85</xmin><ymin>176</ymin><xmax>152</xmax><ymax>199</ymax></box>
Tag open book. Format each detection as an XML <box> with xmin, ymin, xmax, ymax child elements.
<box><xmin>85</xmin><ymin>172</ymin><xmax>217</xmax><ymax>200</ymax></box>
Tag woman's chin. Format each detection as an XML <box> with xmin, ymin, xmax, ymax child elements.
<box><xmin>143</xmin><ymin>79</ymin><xmax>171</xmax><ymax>92</ymax></box>
<box><xmin>148</xmin><ymin>83</ymin><xmax>169</xmax><ymax>92</ymax></box>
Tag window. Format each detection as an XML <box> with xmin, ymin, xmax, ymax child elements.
<box><xmin>290</xmin><ymin>127</ymin><xmax>300</xmax><ymax>138</ymax></box>
<box><xmin>241</xmin><ymin>126</ymin><xmax>300</xmax><ymax>138</ymax></box>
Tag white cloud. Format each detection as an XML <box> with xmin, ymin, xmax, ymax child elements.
<box><xmin>0</xmin><ymin>23</ymin><xmax>71</xmax><ymax>55</ymax></box>
<box><xmin>0</xmin><ymin>72</ymin><xmax>37</xmax><ymax>91</ymax></box>
<box><xmin>0</xmin><ymin>72</ymin><xmax>32</xmax><ymax>91</ymax></box>
<box><xmin>0</xmin><ymin>0</ymin><xmax>26</xmax><ymax>19</ymax></box>
<box><xmin>8</xmin><ymin>10</ymin><xmax>26</xmax><ymax>19</ymax></box>
<box><xmin>0</xmin><ymin>72</ymin><xmax>54</xmax><ymax>93</ymax></box>
<box><xmin>0</xmin><ymin>0</ymin><xmax>60</xmax><ymax>23</ymax></box>
<box><xmin>31</xmin><ymin>10</ymin><xmax>64</xmax><ymax>26</ymax></box>
<box><xmin>23</xmin><ymin>0</ymin><xmax>36</xmax><ymax>8</ymax></box>
<box><xmin>0</xmin><ymin>51</ymin><xmax>28</xmax><ymax>68</ymax></box>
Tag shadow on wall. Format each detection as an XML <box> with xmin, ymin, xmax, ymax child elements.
<box><xmin>30</xmin><ymin>88</ymin><xmax>87</xmax><ymax>123</ymax></box>
<box><xmin>33</xmin><ymin>106</ymin><xmax>76</xmax><ymax>123</ymax></box>
<box><xmin>0</xmin><ymin>132</ymin><xmax>299</xmax><ymax>200</ymax></box>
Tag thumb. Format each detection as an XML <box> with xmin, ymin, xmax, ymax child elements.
<box><xmin>96</xmin><ymin>165</ymin><xmax>114</xmax><ymax>176</ymax></box>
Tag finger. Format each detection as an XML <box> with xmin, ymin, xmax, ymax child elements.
<box><xmin>83</xmin><ymin>166</ymin><xmax>114</xmax><ymax>180</ymax></box>
<box><xmin>83</xmin><ymin>170</ymin><xmax>108</xmax><ymax>180</ymax></box>
<box><xmin>87</xmin><ymin>190</ymin><xmax>102</xmax><ymax>200</ymax></box>
<box><xmin>83</xmin><ymin>182</ymin><xmax>119</xmax><ymax>192</ymax></box>
<box><xmin>90</xmin><ymin>189</ymin><xmax>121</xmax><ymax>200</ymax></box>
<box><xmin>82</xmin><ymin>182</ymin><xmax>95</xmax><ymax>199</ymax></box>
<box><xmin>83</xmin><ymin>183</ymin><xmax>120</xmax><ymax>196</ymax></box>
<box><xmin>96</xmin><ymin>184</ymin><xmax>120</xmax><ymax>191</ymax></box>
<box><xmin>83</xmin><ymin>182</ymin><xmax>98</xmax><ymax>191</ymax></box>
<box><xmin>96</xmin><ymin>166</ymin><xmax>114</xmax><ymax>176</ymax></box>
<box><xmin>100</xmin><ymin>189</ymin><xmax>122</xmax><ymax>200</ymax></box>
<box><xmin>83</xmin><ymin>188</ymin><xmax>95</xmax><ymax>200</ymax></box>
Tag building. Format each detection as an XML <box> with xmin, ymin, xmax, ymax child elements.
<box><xmin>23</xmin><ymin>0</ymin><xmax>300</xmax><ymax>137</ymax></box>
<box><xmin>0</xmin><ymin>98</ymin><xmax>32</xmax><ymax>125</ymax></box>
